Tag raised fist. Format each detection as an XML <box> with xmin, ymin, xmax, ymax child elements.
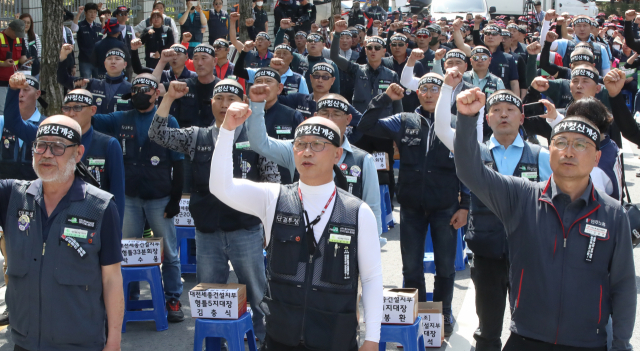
<box><xmin>9</xmin><ymin>72</ymin><xmax>30</xmax><ymax>90</ymax></box>
<box><xmin>455</xmin><ymin>87</ymin><xmax>486</xmax><ymax>116</ymax></box>
<box><xmin>269</xmin><ymin>57</ymin><xmax>285</xmax><ymax>71</ymax></box>
<box><xmin>545</xmin><ymin>31</ymin><xmax>558</xmax><ymax>43</ymax></box>
<box><xmin>320</xmin><ymin>19</ymin><xmax>329</xmax><ymax>27</ymax></box>
<box><xmin>556</xmin><ymin>16</ymin><xmax>565</xmax><ymax>26</ymax></box>
<box><xmin>407</xmin><ymin>48</ymin><xmax>424</xmax><ymax>66</ymax></box>
<box><xmin>245</xmin><ymin>18</ymin><xmax>255</xmax><ymax>27</ymax></box>
<box><xmin>434</xmin><ymin>48</ymin><xmax>447</xmax><ymax>61</ymax></box>
<box><xmin>452</xmin><ymin>18</ymin><xmax>463</xmax><ymax>31</ymax></box>
<box><xmin>373</xmin><ymin>20</ymin><xmax>381</xmax><ymax>28</ymax></box>
<box><xmin>385</xmin><ymin>83</ymin><xmax>405</xmax><ymax>101</ymax></box>
<box><xmin>444</xmin><ymin>67</ymin><xmax>463</xmax><ymax>88</ymax></box>
<box><xmin>74</xmin><ymin>79</ymin><xmax>90</xmax><ymax>88</ymax></box>
<box><xmin>60</xmin><ymin>43</ymin><xmax>74</xmax><ymax>61</ymax></box>
<box><xmin>78</xmin><ymin>6</ymin><xmax>85</xmax><ymax>14</ymax></box>
<box><xmin>280</xmin><ymin>18</ymin><xmax>292</xmax><ymax>29</ymax></box>
<box><xmin>148</xmin><ymin>29</ymin><xmax>155</xmax><ymax>35</ymax></box>
<box><xmin>625</xmin><ymin>10</ymin><xmax>637</xmax><ymax>22</ymax></box>
<box><xmin>167</xmin><ymin>81</ymin><xmax>189</xmax><ymax>100</ymax></box>
<box><xmin>334</xmin><ymin>20</ymin><xmax>348</xmax><ymax>33</ymax></box>
<box><xmin>182</xmin><ymin>32</ymin><xmax>192</xmax><ymax>42</ymax></box>
<box><xmin>221</xmin><ymin>102</ymin><xmax>252</xmax><ymax>131</ymax></box>
<box><xmin>545</xmin><ymin>9</ymin><xmax>556</xmax><ymax>22</ymax></box>
<box><xmin>161</xmin><ymin>48</ymin><xmax>177</xmax><ymax>61</ymax></box>
<box><xmin>311</xmin><ymin>23</ymin><xmax>319</xmax><ymax>32</ymax></box>
<box><xmin>333</xmin><ymin>14</ymin><xmax>343</xmax><ymax>22</ymax></box>
<box><xmin>249</xmin><ymin>83</ymin><xmax>270</xmax><ymax>102</ymax></box>
<box><xmin>603</xmin><ymin>69</ymin><xmax>626</xmax><ymax>97</ymax></box>
<box><xmin>531</xmin><ymin>76</ymin><xmax>550</xmax><ymax>92</ymax></box>
<box><xmin>130</xmin><ymin>38</ymin><xmax>143</xmax><ymax>51</ymax></box>
<box><xmin>243</xmin><ymin>41</ymin><xmax>255</xmax><ymax>52</ymax></box>
<box><xmin>527</xmin><ymin>41</ymin><xmax>541</xmax><ymax>55</ymax></box>
<box><xmin>230</xmin><ymin>12</ymin><xmax>240</xmax><ymax>22</ymax></box>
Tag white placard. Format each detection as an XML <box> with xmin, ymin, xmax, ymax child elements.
<box><xmin>382</xmin><ymin>294</ymin><xmax>416</xmax><ymax>324</ymax></box>
<box><xmin>372</xmin><ymin>152</ymin><xmax>388</xmax><ymax>171</ymax></box>
<box><xmin>174</xmin><ymin>198</ymin><xmax>195</xmax><ymax>226</ymax></box>
<box><xmin>189</xmin><ymin>288</ymin><xmax>240</xmax><ymax>319</ymax></box>
<box><xmin>419</xmin><ymin>313</ymin><xmax>442</xmax><ymax>347</ymax></box>
<box><xmin>121</xmin><ymin>240</ymin><xmax>162</xmax><ymax>266</ymax></box>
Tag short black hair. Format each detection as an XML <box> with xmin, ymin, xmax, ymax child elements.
<box><xmin>566</xmin><ymin>97</ymin><xmax>613</xmax><ymax>133</ymax></box>
<box><xmin>534</xmin><ymin>0</ymin><xmax>541</xmax><ymax>5</ymax></box>
<box><xmin>85</xmin><ymin>2</ymin><xmax>100</xmax><ymax>12</ymax></box>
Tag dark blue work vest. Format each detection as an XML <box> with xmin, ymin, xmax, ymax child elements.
<box><xmin>181</xmin><ymin>11</ymin><xmax>204</xmax><ymax>43</ymax></box>
<box><xmin>82</xmin><ymin>130</ymin><xmax>113</xmax><ymax>192</ymax></box>
<box><xmin>0</xmin><ymin>122</ymin><xmax>38</xmax><ymax>181</ymax></box>
<box><xmin>87</xmin><ymin>76</ymin><xmax>133</xmax><ymax>115</ymax></box>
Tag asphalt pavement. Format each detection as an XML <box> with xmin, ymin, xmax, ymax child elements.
<box><xmin>0</xmin><ymin>139</ymin><xmax>638</xmax><ymax>351</ymax></box>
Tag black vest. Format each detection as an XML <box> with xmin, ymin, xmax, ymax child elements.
<box><xmin>352</xmin><ymin>64</ymin><xmax>398</xmax><ymax>115</ymax></box>
<box><xmin>282</xmin><ymin>72</ymin><xmax>303</xmax><ymax>96</ymax></box>
<box><xmin>181</xmin><ymin>11</ymin><xmax>204</xmax><ymax>43</ymax></box>
<box><xmin>264</xmin><ymin>102</ymin><xmax>302</xmax><ymax>184</ymax></box>
<box><xmin>87</xmin><ymin>76</ymin><xmax>133</xmax><ymax>115</ymax></box>
<box><xmin>339</xmin><ymin>145</ymin><xmax>367</xmax><ymax>199</ymax></box>
<box><xmin>466</xmin><ymin>140</ymin><xmax>541</xmax><ymax>259</ymax></box>
<box><xmin>189</xmin><ymin>125</ymin><xmax>262</xmax><ymax>232</ymax></box>
<box><xmin>206</xmin><ymin>10</ymin><xmax>229</xmax><ymax>43</ymax></box>
<box><xmin>83</xmin><ymin>130</ymin><xmax>112</xmax><ymax>192</ymax></box>
<box><xmin>264</xmin><ymin>184</ymin><xmax>361</xmax><ymax>350</ymax></box>
<box><xmin>117</xmin><ymin>110</ymin><xmax>173</xmax><ymax>199</ymax></box>
<box><xmin>172</xmin><ymin>77</ymin><xmax>220</xmax><ymax>128</ymax></box>
<box><xmin>0</xmin><ymin>124</ymin><xmax>37</xmax><ymax>181</ymax></box>
<box><xmin>463</xmin><ymin>71</ymin><xmax>501</xmax><ymax>99</ymax></box>
<box><xmin>563</xmin><ymin>39</ymin><xmax>604</xmax><ymax>75</ymax></box>
<box><xmin>397</xmin><ymin>111</ymin><xmax>459</xmax><ymax>211</ymax></box>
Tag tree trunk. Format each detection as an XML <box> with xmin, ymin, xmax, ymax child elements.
<box><xmin>379</xmin><ymin>0</ymin><xmax>389</xmax><ymax>13</ymax></box>
<box><xmin>238</xmin><ymin>0</ymin><xmax>254</xmax><ymax>42</ymax></box>
<box><xmin>41</xmin><ymin>0</ymin><xmax>65</xmax><ymax>116</ymax></box>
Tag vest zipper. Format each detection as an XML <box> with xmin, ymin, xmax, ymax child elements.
<box><xmin>299</xmin><ymin>253</ymin><xmax>314</xmax><ymax>343</ymax></box>
<box><xmin>42</xmin><ymin>242</ymin><xmax>46</xmax><ymax>255</ymax></box>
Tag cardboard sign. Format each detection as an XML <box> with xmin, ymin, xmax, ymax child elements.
<box><xmin>174</xmin><ymin>195</ymin><xmax>194</xmax><ymax>227</ymax></box>
<box><xmin>382</xmin><ymin>288</ymin><xmax>419</xmax><ymax>324</ymax></box>
<box><xmin>189</xmin><ymin>283</ymin><xmax>247</xmax><ymax>319</ymax></box>
<box><xmin>418</xmin><ymin>302</ymin><xmax>443</xmax><ymax>348</ymax></box>
<box><xmin>121</xmin><ymin>237</ymin><xmax>163</xmax><ymax>266</ymax></box>
<box><xmin>373</xmin><ymin>152</ymin><xmax>390</xmax><ymax>171</ymax></box>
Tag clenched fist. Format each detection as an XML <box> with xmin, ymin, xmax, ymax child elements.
<box><xmin>385</xmin><ymin>83</ymin><xmax>405</xmax><ymax>101</ymax></box>
<box><xmin>131</xmin><ymin>38</ymin><xmax>143</xmax><ymax>51</ymax></box>
<box><xmin>230</xmin><ymin>12</ymin><xmax>240</xmax><ymax>22</ymax></box>
<box><xmin>249</xmin><ymin>84</ymin><xmax>270</xmax><ymax>102</ymax></box>
<box><xmin>603</xmin><ymin>69</ymin><xmax>626</xmax><ymax>97</ymax></box>
<box><xmin>270</xmin><ymin>58</ymin><xmax>285</xmax><ymax>72</ymax></box>
<box><xmin>444</xmin><ymin>68</ymin><xmax>462</xmax><ymax>88</ymax></box>
<box><xmin>527</xmin><ymin>41</ymin><xmax>541</xmax><ymax>55</ymax></box>
<box><xmin>60</xmin><ymin>43</ymin><xmax>74</xmax><ymax>61</ymax></box>
<box><xmin>434</xmin><ymin>48</ymin><xmax>447</xmax><ymax>61</ymax></box>
<box><xmin>334</xmin><ymin>20</ymin><xmax>348</xmax><ymax>33</ymax></box>
<box><xmin>407</xmin><ymin>48</ymin><xmax>424</xmax><ymax>67</ymax></box>
<box><xmin>245</xmin><ymin>18</ymin><xmax>255</xmax><ymax>27</ymax></box>
<box><xmin>166</xmin><ymin>81</ymin><xmax>189</xmax><ymax>100</ymax></box>
<box><xmin>456</xmin><ymin>87</ymin><xmax>486</xmax><ymax>116</ymax></box>
<box><xmin>9</xmin><ymin>72</ymin><xmax>30</xmax><ymax>90</ymax></box>
<box><xmin>531</xmin><ymin>77</ymin><xmax>550</xmax><ymax>92</ymax></box>
<box><xmin>243</xmin><ymin>41</ymin><xmax>255</xmax><ymax>52</ymax></box>
<box><xmin>182</xmin><ymin>32</ymin><xmax>192</xmax><ymax>42</ymax></box>
<box><xmin>625</xmin><ymin>10</ymin><xmax>636</xmax><ymax>22</ymax></box>
<box><xmin>545</xmin><ymin>31</ymin><xmax>558</xmax><ymax>43</ymax></box>
<box><xmin>161</xmin><ymin>48</ymin><xmax>177</xmax><ymax>61</ymax></box>
<box><xmin>280</xmin><ymin>18</ymin><xmax>292</xmax><ymax>29</ymax></box>
<box><xmin>221</xmin><ymin>102</ymin><xmax>252</xmax><ymax>131</ymax></box>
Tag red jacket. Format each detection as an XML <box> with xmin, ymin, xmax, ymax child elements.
<box><xmin>0</xmin><ymin>32</ymin><xmax>22</xmax><ymax>82</ymax></box>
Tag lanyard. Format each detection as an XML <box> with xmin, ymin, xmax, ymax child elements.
<box><xmin>298</xmin><ymin>186</ymin><xmax>336</xmax><ymax>254</ymax></box>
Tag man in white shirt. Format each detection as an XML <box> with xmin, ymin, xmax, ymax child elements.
<box><xmin>209</xmin><ymin>84</ymin><xmax>382</xmax><ymax>351</ymax></box>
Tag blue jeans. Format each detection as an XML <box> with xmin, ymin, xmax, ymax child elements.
<box><xmin>400</xmin><ymin>205</ymin><xmax>458</xmax><ymax>316</ymax></box>
<box><xmin>195</xmin><ymin>224</ymin><xmax>267</xmax><ymax>342</ymax></box>
<box><xmin>123</xmin><ymin>196</ymin><xmax>183</xmax><ymax>300</ymax></box>
<box><xmin>79</xmin><ymin>61</ymin><xmax>99</xmax><ymax>79</ymax></box>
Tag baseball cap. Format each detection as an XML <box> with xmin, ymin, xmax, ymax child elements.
<box><xmin>8</xmin><ymin>19</ymin><xmax>25</xmax><ymax>38</ymax></box>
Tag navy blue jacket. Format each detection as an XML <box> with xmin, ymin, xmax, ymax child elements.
<box><xmin>77</xmin><ymin>20</ymin><xmax>103</xmax><ymax>63</ymax></box>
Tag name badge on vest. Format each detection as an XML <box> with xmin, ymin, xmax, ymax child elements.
<box><xmin>275</xmin><ymin>125</ymin><xmax>292</xmax><ymax>135</ymax></box>
<box><xmin>66</xmin><ymin>215</ymin><xmax>97</xmax><ymax>230</ymax></box>
<box><xmin>236</xmin><ymin>141</ymin><xmax>250</xmax><ymax>150</ymax></box>
<box><xmin>378</xmin><ymin>80</ymin><xmax>391</xmax><ymax>94</ymax></box>
<box><xmin>61</xmin><ymin>234</ymin><xmax>87</xmax><ymax>258</ymax></box>
<box><xmin>582</xmin><ymin>219</ymin><xmax>608</xmax><ymax>262</ymax></box>
<box><xmin>276</xmin><ymin>213</ymin><xmax>301</xmax><ymax>226</ymax></box>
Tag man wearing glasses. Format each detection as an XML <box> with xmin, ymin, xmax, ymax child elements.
<box><xmin>358</xmin><ymin>76</ymin><xmax>470</xmax><ymax>336</ymax></box>
<box><xmin>454</xmin><ymin>87</ymin><xmax>636</xmax><ymax>351</ymax></box>
<box><xmin>4</xmin><ymin>73</ymin><xmax>125</xmax><ymax>228</ymax></box>
<box><xmin>472</xmin><ymin>20</ymin><xmax>520</xmax><ymax>95</ymax></box>
<box><xmin>382</xmin><ymin>31</ymin><xmax>426</xmax><ymax>113</ymax></box>
<box><xmin>462</xmin><ymin>46</ymin><xmax>506</xmax><ymax>99</ymax></box>
<box><xmin>204</xmin><ymin>0</ymin><xmax>229</xmax><ymax>43</ymax></box>
<box><xmin>0</xmin><ymin>114</ymin><xmax>125</xmax><ymax>351</ymax></box>
<box><xmin>91</xmin><ymin>74</ymin><xmax>187</xmax><ymax>323</ymax></box>
<box><xmin>234</xmin><ymin>46</ymin><xmax>309</xmax><ymax>95</ymax></box>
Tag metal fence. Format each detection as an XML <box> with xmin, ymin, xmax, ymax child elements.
<box><xmin>63</xmin><ymin>0</ymin><xmax>140</xmax><ymax>21</ymax></box>
<box><xmin>0</xmin><ymin>0</ymin><xmax>21</xmax><ymax>29</ymax></box>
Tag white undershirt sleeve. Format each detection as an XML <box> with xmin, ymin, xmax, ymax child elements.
<box><xmin>435</xmin><ymin>83</ymin><xmax>455</xmax><ymax>151</ymax></box>
<box><xmin>400</xmin><ymin>64</ymin><xmax>420</xmax><ymax>91</ymax></box>
<box><xmin>357</xmin><ymin>203</ymin><xmax>383</xmax><ymax>343</ymax></box>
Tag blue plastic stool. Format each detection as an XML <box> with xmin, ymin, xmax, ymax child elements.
<box><xmin>121</xmin><ymin>266</ymin><xmax>168</xmax><ymax>332</ymax></box>
<box><xmin>193</xmin><ymin>312</ymin><xmax>257</xmax><ymax>351</ymax></box>
<box><xmin>176</xmin><ymin>226</ymin><xmax>197</xmax><ymax>274</ymax></box>
<box><xmin>379</xmin><ymin>184</ymin><xmax>395</xmax><ymax>233</ymax></box>
<box><xmin>393</xmin><ymin>159</ymin><xmax>399</xmax><ymax>169</ymax></box>
<box><xmin>378</xmin><ymin>317</ymin><xmax>425</xmax><ymax>351</ymax></box>
<box><xmin>622</xmin><ymin>90</ymin><xmax>634</xmax><ymax>111</ymax></box>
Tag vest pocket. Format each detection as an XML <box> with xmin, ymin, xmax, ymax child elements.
<box><xmin>321</xmin><ymin>241</ymin><xmax>354</xmax><ymax>285</ymax></box>
<box><xmin>263</xmin><ymin>297</ymin><xmax>304</xmax><ymax>346</ymax></box>
<box><xmin>270</xmin><ymin>230</ymin><xmax>304</xmax><ymax>276</ymax></box>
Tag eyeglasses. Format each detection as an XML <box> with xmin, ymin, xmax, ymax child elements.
<box><xmin>293</xmin><ymin>140</ymin><xmax>332</xmax><ymax>152</ymax></box>
<box><xmin>390</xmin><ymin>42</ymin><xmax>406</xmax><ymax>47</ymax></box>
<box><xmin>551</xmin><ymin>137</ymin><xmax>595</xmax><ymax>152</ymax></box>
<box><xmin>33</xmin><ymin>140</ymin><xmax>79</xmax><ymax>156</ymax></box>
<box><xmin>61</xmin><ymin>105</ymin><xmax>91</xmax><ymax>113</ymax></box>
<box><xmin>472</xmin><ymin>55</ymin><xmax>490</xmax><ymax>62</ymax></box>
<box><xmin>484</xmin><ymin>31</ymin><xmax>501</xmax><ymax>36</ymax></box>
<box><xmin>131</xmin><ymin>86</ymin><xmax>154</xmax><ymax>95</ymax></box>
<box><xmin>213</xmin><ymin>45</ymin><xmax>226</xmax><ymax>50</ymax></box>
<box><xmin>317</xmin><ymin>109</ymin><xmax>347</xmax><ymax>119</ymax></box>
<box><xmin>416</xmin><ymin>34</ymin><xmax>431</xmax><ymax>39</ymax></box>
<box><xmin>366</xmin><ymin>45</ymin><xmax>382</xmax><ymax>51</ymax></box>
<box><xmin>256</xmin><ymin>38</ymin><xmax>268</xmax><ymax>42</ymax></box>
<box><xmin>306</xmin><ymin>37</ymin><xmax>323</xmax><ymax>43</ymax></box>
<box><xmin>311</xmin><ymin>74</ymin><xmax>332</xmax><ymax>80</ymax></box>
<box><xmin>418</xmin><ymin>85</ymin><xmax>441</xmax><ymax>94</ymax></box>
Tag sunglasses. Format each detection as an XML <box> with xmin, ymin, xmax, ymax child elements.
<box><xmin>213</xmin><ymin>45</ymin><xmax>227</xmax><ymax>50</ymax></box>
<box><xmin>61</xmin><ymin>105</ymin><xmax>91</xmax><ymax>113</ymax></box>
<box><xmin>390</xmin><ymin>42</ymin><xmax>406</xmax><ymax>47</ymax></box>
<box><xmin>416</xmin><ymin>34</ymin><xmax>431</xmax><ymax>39</ymax></box>
<box><xmin>311</xmin><ymin>74</ymin><xmax>332</xmax><ymax>80</ymax></box>
<box><xmin>472</xmin><ymin>55</ymin><xmax>490</xmax><ymax>61</ymax></box>
<box><xmin>306</xmin><ymin>37</ymin><xmax>323</xmax><ymax>43</ymax></box>
<box><xmin>484</xmin><ymin>31</ymin><xmax>501</xmax><ymax>36</ymax></box>
<box><xmin>366</xmin><ymin>45</ymin><xmax>383</xmax><ymax>51</ymax></box>
<box><xmin>131</xmin><ymin>86</ymin><xmax>154</xmax><ymax>94</ymax></box>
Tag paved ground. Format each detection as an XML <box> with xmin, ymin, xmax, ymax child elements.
<box><xmin>0</xmin><ymin>139</ymin><xmax>638</xmax><ymax>350</ymax></box>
